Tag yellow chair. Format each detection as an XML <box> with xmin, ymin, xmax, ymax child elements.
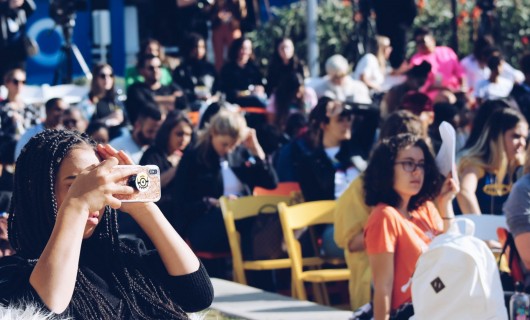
<box><xmin>220</xmin><ymin>195</ymin><xmax>321</xmax><ymax>287</ymax></box>
<box><xmin>278</xmin><ymin>200</ymin><xmax>351</xmax><ymax>305</ymax></box>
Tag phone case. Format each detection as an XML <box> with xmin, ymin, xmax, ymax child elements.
<box><xmin>114</xmin><ymin>165</ymin><xmax>161</xmax><ymax>202</ymax></box>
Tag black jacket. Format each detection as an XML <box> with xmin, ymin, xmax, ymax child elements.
<box><xmin>172</xmin><ymin>58</ymin><xmax>217</xmax><ymax>103</ymax></box>
<box><xmin>276</xmin><ymin>135</ymin><xmax>362</xmax><ymax>202</ymax></box>
<box><xmin>216</xmin><ymin>60</ymin><xmax>265</xmax><ymax>104</ymax></box>
<box><xmin>172</xmin><ymin>144</ymin><xmax>277</xmax><ymax>233</ymax></box>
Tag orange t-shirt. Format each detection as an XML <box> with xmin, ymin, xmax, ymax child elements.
<box><xmin>364</xmin><ymin>201</ymin><xmax>443</xmax><ymax>311</ymax></box>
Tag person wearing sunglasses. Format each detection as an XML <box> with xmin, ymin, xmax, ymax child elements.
<box><xmin>0</xmin><ymin>68</ymin><xmax>41</xmax><ymax>165</ymax></box>
<box><xmin>126</xmin><ymin>55</ymin><xmax>187</xmax><ymax>126</ymax></box>
<box><xmin>276</xmin><ymin>97</ymin><xmax>364</xmax><ymax>257</ymax></box>
<box><xmin>139</xmin><ymin>111</ymin><xmax>194</xmax><ymax>236</ymax></box>
<box><xmin>362</xmin><ymin>133</ymin><xmax>457</xmax><ymax>319</ymax></box>
<box><xmin>79</xmin><ymin>63</ymin><xmax>127</xmax><ymax>140</ymax></box>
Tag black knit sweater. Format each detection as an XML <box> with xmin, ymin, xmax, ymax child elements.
<box><xmin>0</xmin><ymin>239</ymin><xmax>213</xmax><ymax>319</ymax></box>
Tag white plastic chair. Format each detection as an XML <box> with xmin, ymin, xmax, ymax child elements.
<box><xmin>455</xmin><ymin>214</ymin><xmax>507</xmax><ymax>241</ymax></box>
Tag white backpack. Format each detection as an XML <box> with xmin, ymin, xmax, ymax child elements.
<box><xmin>411</xmin><ymin>219</ymin><xmax>508</xmax><ymax>320</ymax></box>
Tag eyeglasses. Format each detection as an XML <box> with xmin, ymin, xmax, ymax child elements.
<box><xmin>11</xmin><ymin>79</ymin><xmax>26</xmax><ymax>85</ymax></box>
<box><xmin>99</xmin><ymin>73</ymin><xmax>114</xmax><ymax>79</ymax></box>
<box><xmin>395</xmin><ymin>160</ymin><xmax>425</xmax><ymax>173</ymax></box>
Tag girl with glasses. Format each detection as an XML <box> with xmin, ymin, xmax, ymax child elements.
<box><xmin>363</xmin><ymin>133</ymin><xmax>457</xmax><ymax>319</ymax></box>
<box><xmin>0</xmin><ymin>68</ymin><xmax>40</xmax><ymax>167</ymax></box>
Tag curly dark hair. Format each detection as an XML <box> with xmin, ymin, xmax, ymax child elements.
<box><xmin>363</xmin><ymin>134</ymin><xmax>442</xmax><ymax>211</ymax></box>
<box><xmin>9</xmin><ymin>129</ymin><xmax>188</xmax><ymax>319</ymax></box>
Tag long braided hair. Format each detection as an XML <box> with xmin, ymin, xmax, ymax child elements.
<box><xmin>8</xmin><ymin>129</ymin><xmax>188</xmax><ymax>319</ymax></box>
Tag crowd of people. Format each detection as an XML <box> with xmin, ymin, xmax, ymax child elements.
<box><xmin>0</xmin><ymin>0</ymin><xmax>530</xmax><ymax>317</ymax></box>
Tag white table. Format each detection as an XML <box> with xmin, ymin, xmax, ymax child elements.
<box><xmin>210</xmin><ymin>278</ymin><xmax>353</xmax><ymax>320</ymax></box>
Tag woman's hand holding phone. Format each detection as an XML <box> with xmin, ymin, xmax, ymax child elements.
<box><xmin>96</xmin><ymin>144</ymin><xmax>160</xmax><ymax>215</ymax></box>
<box><xmin>64</xmin><ymin>156</ymin><xmax>136</xmax><ymax>213</ymax></box>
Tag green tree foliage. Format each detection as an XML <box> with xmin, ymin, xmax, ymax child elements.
<box><xmin>248</xmin><ymin>0</ymin><xmax>530</xmax><ymax>74</ymax></box>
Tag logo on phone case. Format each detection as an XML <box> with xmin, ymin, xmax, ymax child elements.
<box><xmin>135</xmin><ymin>172</ymin><xmax>150</xmax><ymax>192</ymax></box>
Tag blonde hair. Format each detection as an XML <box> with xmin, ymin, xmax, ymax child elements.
<box><xmin>459</xmin><ymin>108</ymin><xmax>527</xmax><ymax>183</ymax></box>
<box><xmin>325</xmin><ymin>54</ymin><xmax>349</xmax><ymax>77</ymax></box>
<box><xmin>196</xmin><ymin>110</ymin><xmax>247</xmax><ymax>164</ymax></box>
<box><xmin>376</xmin><ymin>36</ymin><xmax>390</xmax><ymax>72</ymax></box>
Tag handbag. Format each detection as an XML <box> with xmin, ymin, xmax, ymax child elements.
<box><xmin>240</xmin><ymin>204</ymin><xmax>286</xmax><ymax>261</ymax></box>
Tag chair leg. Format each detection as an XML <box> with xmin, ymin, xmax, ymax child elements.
<box><xmin>295</xmin><ymin>280</ymin><xmax>307</xmax><ymax>300</ymax></box>
<box><xmin>312</xmin><ymin>283</ymin><xmax>325</xmax><ymax>304</ymax></box>
<box><xmin>320</xmin><ymin>283</ymin><xmax>331</xmax><ymax>305</ymax></box>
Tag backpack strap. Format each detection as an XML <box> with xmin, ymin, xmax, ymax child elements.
<box><xmin>497</xmin><ymin>228</ymin><xmax>525</xmax><ymax>285</ymax></box>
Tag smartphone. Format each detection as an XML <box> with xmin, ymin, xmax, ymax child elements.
<box><xmin>114</xmin><ymin>165</ymin><xmax>161</xmax><ymax>202</ymax></box>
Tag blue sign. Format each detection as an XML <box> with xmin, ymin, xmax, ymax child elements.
<box><xmin>25</xmin><ymin>0</ymin><xmax>92</xmax><ymax>85</ymax></box>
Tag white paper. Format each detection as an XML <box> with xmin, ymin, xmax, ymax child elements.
<box><xmin>435</xmin><ymin>122</ymin><xmax>458</xmax><ymax>183</ymax></box>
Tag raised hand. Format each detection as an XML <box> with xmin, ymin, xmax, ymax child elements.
<box><xmin>64</xmin><ymin>157</ymin><xmax>136</xmax><ymax>212</ymax></box>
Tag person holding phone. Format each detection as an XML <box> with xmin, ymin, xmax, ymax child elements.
<box><xmin>0</xmin><ymin>129</ymin><xmax>213</xmax><ymax>319</ymax></box>
<box><xmin>173</xmin><ymin>110</ymin><xmax>277</xmax><ymax>271</ymax></box>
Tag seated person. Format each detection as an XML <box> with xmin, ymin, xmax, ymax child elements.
<box><xmin>62</xmin><ymin>107</ymin><xmax>88</xmax><ymax>133</ymax></box>
<box><xmin>15</xmin><ymin>98</ymin><xmax>69</xmax><ymax>160</ymax></box>
<box><xmin>265</xmin><ymin>37</ymin><xmax>307</xmax><ymax>96</ymax></box>
<box><xmin>125</xmin><ymin>38</ymin><xmax>173</xmax><ymax>90</ymax></box>
<box><xmin>363</xmin><ymin>133</ymin><xmax>457</xmax><ymax>319</ymax></box>
<box><xmin>352</xmin><ymin>36</ymin><xmax>391</xmax><ymax>93</ymax></box>
<box><xmin>457</xmin><ymin>108</ymin><xmax>528</xmax><ymax>214</ymax></box>
<box><xmin>504</xmin><ymin>146</ymin><xmax>530</xmax><ymax>289</ymax></box>
<box><xmin>276</xmin><ymin>97</ymin><xmax>363</xmax><ymax>258</ymax></box>
<box><xmin>334</xmin><ymin>110</ymin><xmax>425</xmax><ymax>309</ymax></box>
<box><xmin>0</xmin><ymin>129</ymin><xmax>213</xmax><ymax>318</ymax></box>
<box><xmin>381</xmin><ymin>61</ymin><xmax>431</xmax><ymax>118</ymax></box>
<box><xmin>216</xmin><ymin>37</ymin><xmax>266</xmax><ymax>108</ymax></box>
<box><xmin>172</xmin><ymin>33</ymin><xmax>217</xmax><ymax>106</ymax></box>
<box><xmin>78</xmin><ymin>63</ymin><xmax>127</xmax><ymax>140</ymax></box>
<box><xmin>266</xmin><ymin>72</ymin><xmax>316</xmax><ymax>132</ymax></box>
<box><xmin>140</xmin><ymin>111</ymin><xmax>193</xmax><ymax>219</ymax></box>
<box><xmin>312</xmin><ymin>54</ymin><xmax>372</xmax><ymax>105</ymax></box>
<box><xmin>172</xmin><ymin>110</ymin><xmax>276</xmax><ymax>263</ymax></box>
<box><xmin>475</xmin><ymin>54</ymin><xmax>514</xmax><ymax>104</ymax></box>
<box><xmin>110</xmin><ymin>106</ymin><xmax>164</xmax><ymax>164</ymax></box>
<box><xmin>126</xmin><ymin>54</ymin><xmax>186</xmax><ymax>124</ymax></box>
<box><xmin>410</xmin><ymin>27</ymin><xmax>464</xmax><ymax>100</ymax></box>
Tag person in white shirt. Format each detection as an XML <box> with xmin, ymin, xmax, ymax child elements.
<box><xmin>461</xmin><ymin>39</ymin><xmax>523</xmax><ymax>95</ymax></box>
<box><xmin>313</xmin><ymin>54</ymin><xmax>372</xmax><ymax>105</ymax></box>
<box><xmin>110</xmin><ymin>106</ymin><xmax>164</xmax><ymax>164</ymax></box>
<box><xmin>475</xmin><ymin>55</ymin><xmax>514</xmax><ymax>104</ymax></box>
<box><xmin>352</xmin><ymin>36</ymin><xmax>391</xmax><ymax>93</ymax></box>
<box><xmin>14</xmin><ymin>98</ymin><xmax>69</xmax><ymax>160</ymax></box>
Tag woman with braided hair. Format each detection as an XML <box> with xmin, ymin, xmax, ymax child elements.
<box><xmin>0</xmin><ymin>129</ymin><xmax>213</xmax><ymax>319</ymax></box>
